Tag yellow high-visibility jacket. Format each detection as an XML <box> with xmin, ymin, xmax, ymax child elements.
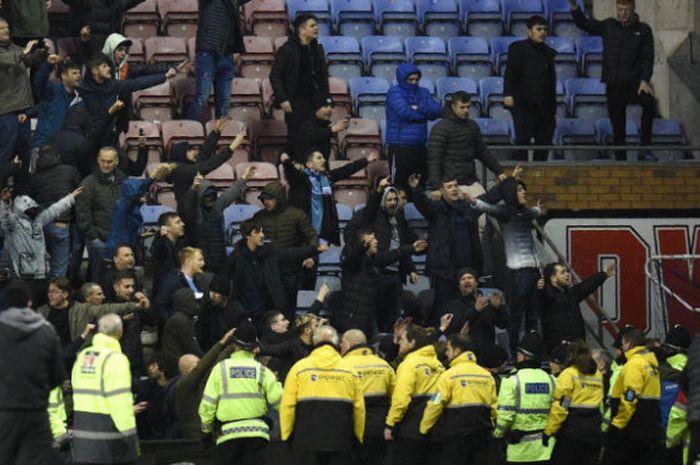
<box><xmin>48</xmin><ymin>386</ymin><xmax>68</xmax><ymax>445</ymax></box>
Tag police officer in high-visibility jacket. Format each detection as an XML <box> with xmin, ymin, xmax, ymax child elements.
<box><xmin>385</xmin><ymin>324</ymin><xmax>444</xmax><ymax>465</ymax></box>
<box><xmin>420</xmin><ymin>334</ymin><xmax>497</xmax><ymax>465</ymax></box>
<box><xmin>543</xmin><ymin>341</ymin><xmax>604</xmax><ymax>465</ymax></box>
<box><xmin>340</xmin><ymin>329</ymin><xmax>395</xmax><ymax>465</ymax></box>
<box><xmin>494</xmin><ymin>332</ymin><xmax>555</xmax><ymax>465</ymax></box>
<box><xmin>601</xmin><ymin>328</ymin><xmax>662</xmax><ymax>465</ymax></box>
<box><xmin>72</xmin><ymin>314</ymin><xmax>138</xmax><ymax>464</ymax></box>
<box><xmin>666</xmin><ymin>387</ymin><xmax>690</xmax><ymax>465</ymax></box>
<box><xmin>281</xmin><ymin>325</ymin><xmax>365</xmax><ymax>465</ymax></box>
<box><xmin>199</xmin><ymin>320</ymin><xmax>283</xmax><ymax>465</ymax></box>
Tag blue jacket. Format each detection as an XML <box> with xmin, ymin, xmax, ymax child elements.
<box><xmin>104</xmin><ymin>177</ymin><xmax>153</xmax><ymax>258</ymax></box>
<box><xmin>384</xmin><ymin>63</ymin><xmax>441</xmax><ymax>147</ymax></box>
<box><xmin>32</xmin><ymin>61</ymin><xmax>83</xmax><ymax>148</ymax></box>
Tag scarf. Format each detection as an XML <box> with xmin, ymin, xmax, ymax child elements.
<box><xmin>303</xmin><ymin>168</ymin><xmax>332</xmax><ymax>234</ymax></box>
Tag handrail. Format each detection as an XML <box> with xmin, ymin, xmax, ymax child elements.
<box><xmin>644</xmin><ymin>254</ymin><xmax>700</xmax><ymax>314</ymax></box>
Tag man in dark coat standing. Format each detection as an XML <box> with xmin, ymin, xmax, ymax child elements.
<box><xmin>570</xmin><ymin>0</ymin><xmax>656</xmax><ymax>160</ymax></box>
<box><xmin>162</xmin><ymin>288</ymin><xmax>204</xmax><ymax>378</ymax></box>
<box><xmin>294</xmin><ymin>94</ymin><xmax>349</xmax><ymax>162</ymax></box>
<box><xmin>269</xmin><ymin>13</ymin><xmax>329</xmax><ymax>160</ymax></box>
<box><xmin>504</xmin><ymin>15</ymin><xmax>557</xmax><ymax>162</ymax></box>
<box><xmin>537</xmin><ymin>262</ymin><xmax>616</xmax><ymax>353</ymax></box>
<box><xmin>0</xmin><ymin>280</ymin><xmax>66</xmax><ymax>465</ymax></box>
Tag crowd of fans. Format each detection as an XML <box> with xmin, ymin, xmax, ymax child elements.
<box><xmin>0</xmin><ymin>0</ymin><xmax>692</xmax><ymax>464</ymax></box>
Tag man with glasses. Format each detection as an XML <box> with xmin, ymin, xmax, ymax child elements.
<box><xmin>504</xmin><ymin>15</ymin><xmax>557</xmax><ymax>162</ymax></box>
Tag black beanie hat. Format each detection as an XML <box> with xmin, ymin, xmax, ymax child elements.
<box><xmin>517</xmin><ymin>332</ymin><xmax>545</xmax><ymax>360</ymax></box>
<box><xmin>233</xmin><ymin>319</ymin><xmax>259</xmax><ymax>348</ymax></box>
<box><xmin>476</xmin><ymin>343</ymin><xmax>509</xmax><ymax>369</ymax></box>
<box><xmin>456</xmin><ymin>267</ymin><xmax>479</xmax><ymax>281</ymax></box>
<box><xmin>548</xmin><ymin>342</ymin><xmax>570</xmax><ymax>365</ymax></box>
<box><xmin>312</xmin><ymin>93</ymin><xmax>333</xmax><ymax>111</ymax></box>
<box><xmin>664</xmin><ymin>325</ymin><xmax>691</xmax><ymax>352</ymax></box>
<box><xmin>209</xmin><ymin>274</ymin><xmax>231</xmax><ymax>296</ymax></box>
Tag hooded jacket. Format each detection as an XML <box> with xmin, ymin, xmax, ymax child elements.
<box><xmin>0</xmin><ymin>194</ymin><xmax>75</xmax><ymax>278</ymax></box>
<box><xmin>284</xmin><ymin>157</ymin><xmax>368</xmax><ymax>245</ymax></box>
<box><xmin>28</xmin><ymin>148</ymin><xmax>81</xmax><ymax>224</ymax></box>
<box><xmin>269</xmin><ymin>34</ymin><xmax>329</xmax><ymax>105</ymax></box>
<box><xmin>473</xmin><ymin>177</ymin><xmax>542</xmax><ymax>270</ymax></box>
<box><xmin>573</xmin><ymin>9</ymin><xmax>654</xmax><ymax>85</ymax></box>
<box><xmin>385</xmin><ymin>64</ymin><xmax>442</xmax><ymax>147</ymax></box>
<box><xmin>104</xmin><ymin>177</ymin><xmax>154</xmax><ymax>258</ymax></box>
<box><xmin>180</xmin><ymin>178</ymin><xmax>247</xmax><ymax>273</ymax></box>
<box><xmin>250</xmin><ymin>182</ymin><xmax>319</xmax><ymax>273</ymax></box>
<box><xmin>162</xmin><ymin>288</ymin><xmax>204</xmax><ymax>378</ymax></box>
<box><xmin>0</xmin><ymin>40</ymin><xmax>43</xmax><ymax>116</ymax></box>
<box><xmin>76</xmin><ymin>167</ymin><xmax>128</xmax><ymax>242</ymax></box>
<box><xmin>427</xmin><ymin>103</ymin><xmax>503</xmax><ymax>188</ymax></box>
<box><xmin>0</xmin><ymin>306</ymin><xmax>66</xmax><ymax>410</ymax></box>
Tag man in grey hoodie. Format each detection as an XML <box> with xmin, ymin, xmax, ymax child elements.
<box><xmin>0</xmin><ymin>279</ymin><xmax>66</xmax><ymax>465</ymax></box>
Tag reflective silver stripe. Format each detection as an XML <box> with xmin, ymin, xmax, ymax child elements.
<box><xmin>73</xmin><ymin>387</ymin><xmax>129</xmax><ymax>398</ymax></box>
<box><xmin>103</xmin><ymin>387</ymin><xmax>131</xmax><ymax>397</ymax></box>
<box><xmin>449</xmin><ymin>373</ymin><xmax>492</xmax><ymax>381</ymax></box>
<box><xmin>446</xmin><ymin>402</ymin><xmax>492</xmax><ymax>409</ymax></box>
<box><xmin>569</xmin><ymin>404</ymin><xmax>600</xmax><ymax>409</ymax></box>
<box><xmin>520</xmin><ymin>432</ymin><xmax>544</xmax><ymax>442</ymax></box>
<box><xmin>221</xmin><ymin>425</ymin><xmax>269</xmax><ymax>436</ymax></box>
<box><xmin>257</xmin><ymin>362</ymin><xmax>264</xmax><ymax>394</ymax></box>
<box><xmin>99</xmin><ymin>351</ymin><xmax>116</xmax><ymax>395</ymax></box>
<box><xmin>73</xmin><ymin>428</ymin><xmax>136</xmax><ymax>440</ymax></box>
<box><xmin>296</xmin><ymin>367</ymin><xmax>353</xmax><ymax>376</ymax></box>
<box><xmin>354</xmin><ymin>364</ymin><xmax>391</xmax><ymax>370</ymax></box>
<box><xmin>220</xmin><ymin>361</ymin><xmax>228</xmax><ymax>393</ymax></box>
<box><xmin>514</xmin><ymin>373</ymin><xmax>521</xmax><ymax>410</ymax></box>
<box><xmin>498</xmin><ymin>405</ymin><xmax>517</xmax><ymax>411</ymax></box>
<box><xmin>515</xmin><ymin>408</ymin><xmax>551</xmax><ymax>414</ymax></box>
<box><xmin>220</xmin><ymin>392</ymin><xmax>265</xmax><ymax>400</ymax></box>
<box><xmin>48</xmin><ymin>402</ymin><xmax>62</xmax><ymax>408</ymax></box>
<box><xmin>297</xmin><ymin>396</ymin><xmax>354</xmax><ymax>404</ymax></box>
<box><xmin>638</xmin><ymin>395</ymin><xmax>661</xmax><ymax>400</ymax></box>
<box><xmin>202</xmin><ymin>394</ymin><xmax>217</xmax><ymax>404</ymax></box>
<box><xmin>270</xmin><ymin>399</ymin><xmax>281</xmax><ymax>408</ymax></box>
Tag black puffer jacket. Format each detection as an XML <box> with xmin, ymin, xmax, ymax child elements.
<box><xmin>573</xmin><ymin>9</ymin><xmax>654</xmax><ymax>84</ymax></box>
<box><xmin>427</xmin><ymin>104</ymin><xmax>504</xmax><ymax>189</ymax></box>
<box><xmin>269</xmin><ymin>34</ymin><xmax>329</xmax><ymax>105</ymax></box>
<box><xmin>161</xmin><ymin>288</ymin><xmax>204</xmax><ymax>378</ymax></box>
<box><xmin>62</xmin><ymin>0</ymin><xmax>146</xmax><ymax>54</ymax></box>
<box><xmin>28</xmin><ymin>148</ymin><xmax>81</xmax><ymax>223</ymax></box>
<box><xmin>75</xmin><ymin>167</ymin><xmax>128</xmax><ymax>242</ymax></box>
<box><xmin>536</xmin><ymin>272</ymin><xmax>608</xmax><ymax>353</ymax></box>
<box><xmin>196</xmin><ymin>0</ymin><xmax>251</xmax><ymax>54</ymax></box>
<box><xmin>503</xmin><ymin>38</ymin><xmax>557</xmax><ymax>108</ymax></box>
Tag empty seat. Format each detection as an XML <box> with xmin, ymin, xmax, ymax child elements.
<box><xmin>405</xmin><ymin>36</ymin><xmax>449</xmax><ymax>80</ymax></box>
<box><xmin>238</xmin><ymin>36</ymin><xmax>274</xmax><ymax>79</ymax></box>
<box><xmin>651</xmin><ymin>119</ymin><xmax>688</xmax><ymax>160</ymax></box>
<box><xmin>576</xmin><ymin>36</ymin><xmax>603</xmax><ymax>78</ymax></box>
<box><xmin>157</xmin><ymin>0</ymin><xmax>198</xmax><ymax>39</ymax></box>
<box><xmin>544</xmin><ymin>0</ymin><xmax>585</xmax><ymax>39</ymax></box>
<box><xmin>318</xmin><ymin>246</ymin><xmax>342</xmax><ymax>275</ymax></box>
<box><xmin>417</xmin><ymin>0</ymin><xmax>461</xmax><ymax>42</ymax></box>
<box><xmin>437</xmin><ymin>77</ymin><xmax>480</xmax><ymax>116</ymax></box>
<box><xmin>502</xmin><ymin>0</ymin><xmax>543</xmax><ymax>36</ymax></box>
<box><xmin>131</xmin><ymin>81</ymin><xmax>175</xmax><ymax>121</ymax></box>
<box><xmin>144</xmin><ymin>36</ymin><xmax>188</xmax><ymax>64</ymax></box>
<box><xmin>596</xmin><ymin>118</ymin><xmax>639</xmax><ymax>145</ymax></box>
<box><xmin>334</xmin><ymin>188</ymin><xmax>369</xmax><ymax>210</ymax></box>
<box><xmin>373</xmin><ymin>0</ymin><xmax>418</xmax><ymax>39</ymax></box>
<box><xmin>205</xmin><ymin>163</ymin><xmax>236</xmax><ymax>187</ymax></box>
<box><xmin>162</xmin><ymin>120</ymin><xmax>205</xmax><ymax>150</ymax></box>
<box><xmin>224</xmin><ymin>204</ymin><xmax>261</xmax><ymax>233</ymax></box>
<box><xmin>349</xmin><ymin>77</ymin><xmax>391</xmax><ymax>122</ymax></box>
<box><xmin>336</xmin><ymin>203</ymin><xmax>354</xmax><ymax>225</ymax></box>
<box><xmin>126</xmin><ymin>38</ymin><xmax>145</xmax><ymax>63</ymax></box>
<box><xmin>288</xmin><ymin>0</ymin><xmax>332</xmax><ymax>36</ymax></box>
<box><xmin>361</xmin><ymin>35</ymin><xmax>406</xmax><ymax>81</ymax></box>
<box><xmin>459</xmin><ymin>0</ymin><xmax>502</xmax><ymax>38</ymax></box>
<box><xmin>565</xmin><ymin>78</ymin><xmax>607</xmax><ymax>122</ymax></box>
<box><xmin>330</xmin><ymin>0</ymin><xmax>375</xmax><ymax>42</ymax></box>
<box><xmin>545</xmin><ymin>36</ymin><xmax>577</xmax><ymax>81</ymax></box>
<box><xmin>554</xmin><ymin>118</ymin><xmax>597</xmax><ymax>160</ymax></box>
<box><xmin>249</xmin><ymin>119</ymin><xmax>288</xmax><ymax>164</ymax></box>
<box><xmin>123</xmin><ymin>0</ymin><xmax>161</xmax><ymax>39</ymax></box>
<box><xmin>230</xmin><ymin>78</ymin><xmax>264</xmax><ymax>124</ymax></box>
<box><xmin>490</xmin><ymin>36</ymin><xmax>521</xmax><ymax>76</ymax></box>
<box><xmin>555</xmin><ymin>80</ymin><xmax>567</xmax><ymax>118</ymax></box>
<box><xmin>448</xmin><ymin>36</ymin><xmax>492</xmax><ymax>81</ymax></box>
<box><xmin>479</xmin><ymin>77</ymin><xmax>509</xmax><ymax>121</ymax></box>
<box><xmin>234</xmin><ymin>161</ymin><xmax>279</xmax><ymax>186</ymax></box>
<box><xmin>475</xmin><ymin>117</ymin><xmax>511</xmax><ymax>141</ymax></box>
<box><xmin>328</xmin><ymin>77</ymin><xmax>353</xmax><ymax>110</ymax></box>
<box><xmin>319</xmin><ymin>36</ymin><xmax>363</xmax><ymax>81</ymax></box>
<box><xmin>244</xmin><ymin>0</ymin><xmax>289</xmax><ymax>38</ymax></box>
<box><xmin>340</xmin><ymin>118</ymin><xmax>383</xmax><ymax>159</ymax></box>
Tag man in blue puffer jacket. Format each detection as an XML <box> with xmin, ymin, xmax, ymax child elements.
<box><xmin>385</xmin><ymin>63</ymin><xmax>441</xmax><ymax>192</ymax></box>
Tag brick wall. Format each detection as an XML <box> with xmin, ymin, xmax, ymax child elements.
<box><xmin>502</xmin><ymin>164</ymin><xmax>700</xmax><ymax>210</ymax></box>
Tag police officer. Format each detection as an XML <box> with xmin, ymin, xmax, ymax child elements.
<box><xmin>199</xmin><ymin>320</ymin><xmax>283</xmax><ymax>465</ymax></box>
<box><xmin>340</xmin><ymin>329</ymin><xmax>395</xmax><ymax>465</ymax></box>
<box><xmin>72</xmin><ymin>314</ymin><xmax>138</xmax><ymax>465</ymax></box>
<box><xmin>420</xmin><ymin>334</ymin><xmax>497</xmax><ymax>465</ymax></box>
<box><xmin>601</xmin><ymin>328</ymin><xmax>661</xmax><ymax>465</ymax></box>
<box><xmin>494</xmin><ymin>332</ymin><xmax>555</xmax><ymax>465</ymax></box>
<box><xmin>281</xmin><ymin>325</ymin><xmax>365</xmax><ymax>465</ymax></box>
<box><xmin>544</xmin><ymin>341</ymin><xmax>604</xmax><ymax>465</ymax></box>
<box><xmin>384</xmin><ymin>324</ymin><xmax>444</xmax><ymax>465</ymax></box>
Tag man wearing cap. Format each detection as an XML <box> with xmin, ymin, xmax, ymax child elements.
<box><xmin>494</xmin><ymin>332</ymin><xmax>556</xmax><ymax>464</ymax></box>
<box><xmin>199</xmin><ymin>320</ymin><xmax>283</xmax><ymax>465</ymax></box>
<box><xmin>293</xmin><ymin>94</ymin><xmax>350</xmax><ymax>163</ymax></box>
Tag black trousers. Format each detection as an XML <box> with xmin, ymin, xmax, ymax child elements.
<box><xmin>510</xmin><ymin>102</ymin><xmax>556</xmax><ymax>161</ymax></box>
<box><xmin>215</xmin><ymin>437</ymin><xmax>267</xmax><ymax>465</ymax></box>
<box><xmin>440</xmin><ymin>434</ymin><xmax>490</xmax><ymax>465</ymax></box>
<box><xmin>605</xmin><ymin>82</ymin><xmax>657</xmax><ymax>160</ymax></box>
<box><xmin>388</xmin><ymin>144</ymin><xmax>427</xmax><ymax>194</ymax></box>
<box><xmin>286</xmin><ymin>94</ymin><xmax>319</xmax><ymax>162</ymax></box>
<box><xmin>377</xmin><ymin>271</ymin><xmax>403</xmax><ymax>333</ymax></box>
<box><xmin>0</xmin><ymin>410</ymin><xmax>53</xmax><ymax>465</ymax></box>
<box><xmin>549</xmin><ymin>435</ymin><xmax>600</xmax><ymax>465</ymax></box>
<box><xmin>600</xmin><ymin>432</ymin><xmax>656</xmax><ymax>465</ymax></box>
<box><xmin>357</xmin><ymin>436</ymin><xmax>387</xmax><ymax>465</ymax></box>
<box><xmin>389</xmin><ymin>438</ymin><xmax>441</xmax><ymax>465</ymax></box>
<box><xmin>431</xmin><ymin>276</ymin><xmax>457</xmax><ymax>326</ymax></box>
<box><xmin>281</xmin><ymin>271</ymin><xmax>301</xmax><ymax>321</ymax></box>
<box><xmin>297</xmin><ymin>449</ymin><xmax>356</xmax><ymax>465</ymax></box>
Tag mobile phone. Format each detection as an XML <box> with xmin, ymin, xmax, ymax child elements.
<box><xmin>139</xmin><ymin>128</ymin><xmax>145</xmax><ymax>136</ymax></box>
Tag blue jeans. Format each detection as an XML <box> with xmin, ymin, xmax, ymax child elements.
<box><xmin>44</xmin><ymin>223</ymin><xmax>72</xmax><ymax>278</ymax></box>
<box><xmin>86</xmin><ymin>238</ymin><xmax>107</xmax><ymax>281</ymax></box>
<box><xmin>186</xmin><ymin>52</ymin><xmax>235</xmax><ymax>121</ymax></box>
<box><xmin>507</xmin><ymin>267</ymin><xmax>541</xmax><ymax>356</ymax></box>
<box><xmin>0</xmin><ymin>112</ymin><xmax>31</xmax><ymax>184</ymax></box>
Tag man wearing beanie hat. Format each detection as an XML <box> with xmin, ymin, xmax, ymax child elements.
<box><xmin>293</xmin><ymin>94</ymin><xmax>350</xmax><ymax>162</ymax></box>
<box><xmin>494</xmin><ymin>332</ymin><xmax>555</xmax><ymax>464</ymax></box>
<box><xmin>0</xmin><ymin>279</ymin><xmax>67</xmax><ymax>465</ymax></box>
<box><xmin>200</xmin><ymin>319</ymin><xmax>283</xmax><ymax>464</ymax></box>
<box><xmin>199</xmin><ymin>273</ymin><xmax>238</xmax><ymax>351</ymax></box>
<box><xmin>161</xmin><ymin>288</ymin><xmax>204</xmax><ymax>378</ymax></box>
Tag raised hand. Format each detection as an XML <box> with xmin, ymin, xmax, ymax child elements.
<box><xmin>412</xmin><ymin>239</ymin><xmax>428</xmax><ymax>253</ymax></box>
<box><xmin>512</xmin><ymin>164</ymin><xmax>524</xmax><ymax>179</ymax></box>
<box><xmin>409</xmin><ymin>272</ymin><xmax>418</xmax><ymax>284</ymax></box>
<box><xmin>280</xmin><ymin>101</ymin><xmax>292</xmax><ymax>113</ymax></box>
<box><xmin>439</xmin><ymin>313</ymin><xmax>454</xmax><ymax>332</ymax></box>
<box><xmin>377</xmin><ymin>176</ymin><xmax>391</xmax><ymax>192</ymax></box>
<box><xmin>474</xmin><ymin>295</ymin><xmax>489</xmax><ymax>312</ymax></box>
<box><xmin>71</xmin><ymin>186</ymin><xmax>84</xmax><ymax>198</ymax></box>
<box><xmin>242</xmin><ymin>165</ymin><xmax>257</xmax><ymax>180</ymax></box>
<box><xmin>220</xmin><ymin>327</ymin><xmax>236</xmax><ymax>345</ymax></box>
<box><xmin>214</xmin><ymin>117</ymin><xmax>231</xmax><ymax>133</ymax></box>
<box><xmin>193</xmin><ymin>172</ymin><xmax>204</xmax><ymax>190</ymax></box>
<box><xmin>280</xmin><ymin>153</ymin><xmax>290</xmax><ymax>164</ymax></box>
<box><xmin>408</xmin><ymin>173</ymin><xmax>421</xmax><ymax>189</ymax></box>
<box><xmin>367</xmin><ymin>152</ymin><xmax>378</xmax><ymax>163</ymax></box>
<box><xmin>605</xmin><ymin>263</ymin><xmax>617</xmax><ymax>277</ymax></box>
<box><xmin>489</xmin><ymin>292</ymin><xmax>502</xmax><ymax>309</ymax></box>
<box><xmin>165</xmin><ymin>68</ymin><xmax>177</xmax><ymax>79</ymax></box>
<box><xmin>47</xmin><ymin>54</ymin><xmax>61</xmax><ymax>65</ymax></box>
<box><xmin>108</xmin><ymin>99</ymin><xmax>125</xmax><ymax>115</ymax></box>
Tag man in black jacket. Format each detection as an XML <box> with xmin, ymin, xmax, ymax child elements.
<box><xmin>504</xmin><ymin>15</ymin><xmax>557</xmax><ymax>162</ymax></box>
<box><xmin>0</xmin><ymin>280</ymin><xmax>66</xmax><ymax>465</ymax></box>
<box><xmin>187</xmin><ymin>0</ymin><xmax>252</xmax><ymax>121</ymax></box>
<box><xmin>162</xmin><ymin>288</ymin><xmax>204</xmax><ymax>378</ymax></box>
<box><xmin>269</xmin><ymin>13</ymin><xmax>329</xmax><ymax>160</ymax></box>
<box><xmin>570</xmin><ymin>0</ymin><xmax>656</xmax><ymax>161</ymax></box>
<box><xmin>293</xmin><ymin>94</ymin><xmax>349</xmax><ymax>162</ymax></box>
<box><xmin>536</xmin><ymin>261</ymin><xmax>616</xmax><ymax>353</ymax></box>
<box><xmin>150</xmin><ymin>211</ymin><xmax>186</xmax><ymax>298</ymax></box>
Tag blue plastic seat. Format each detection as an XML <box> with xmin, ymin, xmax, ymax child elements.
<box><xmin>330</xmin><ymin>0</ymin><xmax>375</xmax><ymax>41</ymax></box>
<box><xmin>406</xmin><ymin>36</ymin><xmax>449</xmax><ymax>80</ymax></box>
<box><xmin>565</xmin><ymin>78</ymin><xmax>607</xmax><ymax>122</ymax></box>
<box><xmin>417</xmin><ymin>0</ymin><xmax>460</xmax><ymax>41</ymax></box>
<box><xmin>459</xmin><ymin>0</ymin><xmax>503</xmax><ymax>38</ymax></box>
<box><xmin>318</xmin><ymin>245</ymin><xmax>342</xmax><ymax>274</ymax></box>
<box><xmin>361</xmin><ymin>35</ymin><xmax>405</xmax><ymax>81</ymax></box>
<box><xmin>576</xmin><ymin>35</ymin><xmax>603</xmax><ymax>78</ymax></box>
<box><xmin>554</xmin><ymin>117</ymin><xmax>597</xmax><ymax>160</ymax></box>
<box><xmin>437</xmin><ymin>77</ymin><xmax>480</xmax><ymax>116</ymax></box>
<box><xmin>373</xmin><ymin>0</ymin><xmax>418</xmax><ymax>39</ymax></box>
<box><xmin>555</xmin><ymin>80</ymin><xmax>567</xmax><ymax>118</ymax></box>
<box><xmin>349</xmin><ymin>76</ymin><xmax>391</xmax><ymax>121</ymax></box>
<box><xmin>475</xmin><ymin>117</ymin><xmax>511</xmax><ymax>140</ymax></box>
<box><xmin>336</xmin><ymin>203</ymin><xmax>354</xmax><ymax>225</ymax></box>
<box><xmin>223</xmin><ymin>204</ymin><xmax>261</xmax><ymax>233</ymax></box>
<box><xmin>595</xmin><ymin>118</ymin><xmax>639</xmax><ymax>145</ymax></box>
<box><xmin>288</xmin><ymin>0</ymin><xmax>332</xmax><ymax>35</ymax></box>
<box><xmin>319</xmin><ymin>36</ymin><xmax>363</xmax><ymax>81</ymax></box>
<box><xmin>490</xmin><ymin>35</ymin><xmax>521</xmax><ymax>75</ymax></box>
<box><xmin>544</xmin><ymin>0</ymin><xmax>584</xmax><ymax>39</ymax></box>
<box><xmin>448</xmin><ymin>36</ymin><xmax>492</xmax><ymax>80</ymax></box>
<box><xmin>651</xmin><ymin>119</ymin><xmax>688</xmax><ymax>160</ymax></box>
<box><xmin>479</xmin><ymin>76</ymin><xmax>507</xmax><ymax>120</ymax></box>
<box><xmin>502</xmin><ymin>0</ymin><xmax>543</xmax><ymax>36</ymax></box>
<box><xmin>140</xmin><ymin>205</ymin><xmax>175</xmax><ymax>227</ymax></box>
<box><xmin>545</xmin><ymin>36</ymin><xmax>578</xmax><ymax>81</ymax></box>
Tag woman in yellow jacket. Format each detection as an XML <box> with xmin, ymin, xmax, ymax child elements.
<box><xmin>543</xmin><ymin>341</ymin><xmax>605</xmax><ymax>465</ymax></box>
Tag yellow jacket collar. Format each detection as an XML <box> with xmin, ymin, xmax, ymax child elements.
<box><xmin>624</xmin><ymin>345</ymin><xmax>649</xmax><ymax>360</ymax></box>
<box><xmin>92</xmin><ymin>333</ymin><xmax>122</xmax><ymax>353</ymax></box>
<box><xmin>345</xmin><ymin>346</ymin><xmax>374</xmax><ymax>358</ymax></box>
<box><xmin>450</xmin><ymin>351</ymin><xmax>478</xmax><ymax>367</ymax></box>
<box><xmin>406</xmin><ymin>344</ymin><xmax>437</xmax><ymax>360</ymax></box>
